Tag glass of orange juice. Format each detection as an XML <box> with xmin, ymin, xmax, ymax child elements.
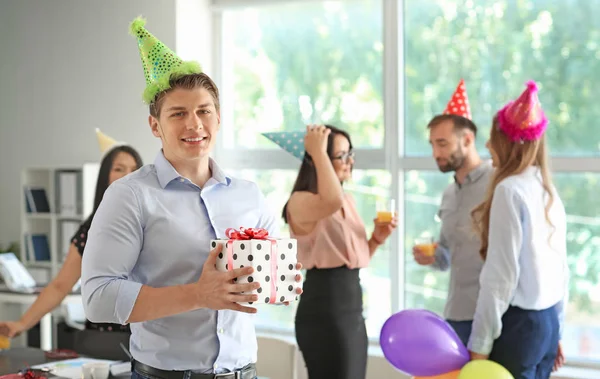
<box><xmin>0</xmin><ymin>335</ymin><xmax>10</xmax><ymax>350</ymax></box>
<box><xmin>376</xmin><ymin>199</ymin><xmax>396</xmax><ymax>223</ymax></box>
<box><xmin>414</xmin><ymin>236</ymin><xmax>436</xmax><ymax>257</ymax></box>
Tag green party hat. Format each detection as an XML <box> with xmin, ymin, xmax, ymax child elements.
<box><xmin>129</xmin><ymin>17</ymin><xmax>203</xmax><ymax>104</ymax></box>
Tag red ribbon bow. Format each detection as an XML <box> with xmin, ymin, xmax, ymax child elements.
<box><xmin>21</xmin><ymin>370</ymin><xmax>46</xmax><ymax>379</ymax></box>
<box><xmin>225</xmin><ymin>227</ymin><xmax>270</xmax><ymax>240</ymax></box>
<box><xmin>225</xmin><ymin>227</ymin><xmax>279</xmax><ymax>304</ymax></box>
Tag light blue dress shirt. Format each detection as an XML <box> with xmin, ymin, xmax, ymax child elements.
<box><xmin>468</xmin><ymin>166</ymin><xmax>569</xmax><ymax>355</ymax></box>
<box><xmin>81</xmin><ymin>150</ymin><xmax>278</xmax><ymax>372</ymax></box>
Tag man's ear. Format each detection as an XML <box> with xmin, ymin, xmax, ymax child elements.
<box><xmin>149</xmin><ymin>115</ymin><xmax>161</xmax><ymax>138</ymax></box>
<box><xmin>462</xmin><ymin>130</ymin><xmax>474</xmax><ymax>148</ymax></box>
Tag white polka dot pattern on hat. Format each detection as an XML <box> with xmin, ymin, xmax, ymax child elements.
<box><xmin>261</xmin><ymin>131</ymin><xmax>306</xmax><ymax>160</ymax></box>
<box><xmin>442</xmin><ymin>79</ymin><xmax>472</xmax><ymax>120</ymax></box>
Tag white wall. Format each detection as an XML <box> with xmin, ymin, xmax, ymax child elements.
<box><xmin>295</xmin><ymin>347</ymin><xmax>409</xmax><ymax>379</ymax></box>
<box><xmin>257</xmin><ymin>333</ymin><xmax>409</xmax><ymax>379</ymax></box>
<box><xmin>0</xmin><ymin>0</ymin><xmax>185</xmax><ymax>246</ymax></box>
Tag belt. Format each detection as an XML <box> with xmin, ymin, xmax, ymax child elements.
<box><xmin>132</xmin><ymin>360</ymin><xmax>256</xmax><ymax>379</ymax></box>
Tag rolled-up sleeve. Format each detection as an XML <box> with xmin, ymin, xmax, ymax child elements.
<box><xmin>432</xmin><ymin>234</ymin><xmax>450</xmax><ymax>271</ymax></box>
<box><xmin>468</xmin><ymin>184</ymin><xmax>522</xmax><ymax>355</ymax></box>
<box><xmin>81</xmin><ymin>181</ymin><xmax>144</xmax><ymax>324</ymax></box>
<box><xmin>432</xmin><ymin>200</ymin><xmax>451</xmax><ymax>272</ymax></box>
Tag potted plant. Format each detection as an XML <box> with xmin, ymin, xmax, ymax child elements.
<box><xmin>0</xmin><ymin>241</ymin><xmax>20</xmax><ymax>256</ymax></box>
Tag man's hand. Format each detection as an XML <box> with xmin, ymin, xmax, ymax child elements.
<box><xmin>412</xmin><ymin>245</ymin><xmax>436</xmax><ymax>265</ymax></box>
<box><xmin>194</xmin><ymin>244</ymin><xmax>261</xmax><ymax>313</ymax></box>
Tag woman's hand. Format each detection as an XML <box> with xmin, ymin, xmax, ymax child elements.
<box><xmin>372</xmin><ymin>215</ymin><xmax>398</xmax><ymax>244</ymax></box>
<box><xmin>0</xmin><ymin>320</ymin><xmax>26</xmax><ymax>338</ymax></box>
<box><xmin>553</xmin><ymin>341</ymin><xmax>565</xmax><ymax>372</ymax></box>
<box><xmin>304</xmin><ymin>125</ymin><xmax>330</xmax><ymax>158</ymax></box>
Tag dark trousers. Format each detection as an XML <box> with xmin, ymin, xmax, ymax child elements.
<box><xmin>446</xmin><ymin>319</ymin><xmax>472</xmax><ymax>347</ymax></box>
<box><xmin>295</xmin><ymin>267</ymin><xmax>368</xmax><ymax>379</ymax></box>
<box><xmin>489</xmin><ymin>304</ymin><xmax>559</xmax><ymax>379</ymax></box>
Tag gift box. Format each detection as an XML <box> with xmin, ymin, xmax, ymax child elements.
<box><xmin>211</xmin><ymin>227</ymin><xmax>302</xmax><ymax>305</ymax></box>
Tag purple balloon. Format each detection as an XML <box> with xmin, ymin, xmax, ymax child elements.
<box><xmin>380</xmin><ymin>309</ymin><xmax>469</xmax><ymax>377</ymax></box>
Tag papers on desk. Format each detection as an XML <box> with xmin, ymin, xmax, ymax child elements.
<box><xmin>0</xmin><ymin>253</ymin><xmax>37</xmax><ymax>291</ymax></box>
<box><xmin>0</xmin><ymin>251</ymin><xmax>80</xmax><ymax>294</ymax></box>
<box><xmin>31</xmin><ymin>358</ymin><xmax>126</xmax><ymax>379</ymax></box>
<box><xmin>107</xmin><ymin>362</ymin><xmax>132</xmax><ymax>376</ymax></box>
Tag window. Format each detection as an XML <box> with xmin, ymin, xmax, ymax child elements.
<box><xmin>347</xmin><ymin>170</ymin><xmax>393</xmax><ymax>337</ymax></box>
<box><xmin>217</xmin><ymin>0</ymin><xmax>387</xmax><ymax>339</ymax></box>
<box><xmin>404</xmin><ymin>0</ymin><xmax>600</xmax><ymax>156</ymax></box>
<box><xmin>232</xmin><ymin>169</ymin><xmax>392</xmax><ymax>336</ymax></box>
<box><xmin>555</xmin><ymin>173</ymin><xmax>600</xmax><ymax>360</ymax></box>
<box><xmin>404</xmin><ymin>171</ymin><xmax>452</xmax><ymax>314</ymax></box>
<box><xmin>403</xmin><ymin>0</ymin><xmax>600</xmax><ymax>364</ymax></box>
<box><xmin>219</xmin><ymin>0</ymin><xmax>384</xmax><ymax>150</ymax></box>
<box><xmin>215</xmin><ymin>0</ymin><xmax>600</xmax><ymax>365</ymax></box>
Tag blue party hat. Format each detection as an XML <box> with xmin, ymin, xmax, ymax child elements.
<box><xmin>262</xmin><ymin>131</ymin><xmax>306</xmax><ymax>161</ymax></box>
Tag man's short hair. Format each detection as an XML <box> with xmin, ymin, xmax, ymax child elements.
<box><xmin>149</xmin><ymin>73</ymin><xmax>220</xmax><ymax>118</ymax></box>
<box><xmin>427</xmin><ymin>114</ymin><xmax>477</xmax><ymax>137</ymax></box>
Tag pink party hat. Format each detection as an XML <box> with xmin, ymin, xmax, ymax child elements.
<box><xmin>496</xmin><ymin>80</ymin><xmax>548</xmax><ymax>142</ymax></box>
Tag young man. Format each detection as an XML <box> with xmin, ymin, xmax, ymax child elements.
<box><xmin>412</xmin><ymin>80</ymin><xmax>493</xmax><ymax>346</ymax></box>
<box><xmin>81</xmin><ymin>17</ymin><xmax>302</xmax><ymax>379</ymax></box>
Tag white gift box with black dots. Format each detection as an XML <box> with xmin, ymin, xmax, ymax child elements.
<box><xmin>211</xmin><ymin>238</ymin><xmax>302</xmax><ymax>305</ymax></box>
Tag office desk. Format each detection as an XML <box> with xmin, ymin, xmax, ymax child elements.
<box><xmin>0</xmin><ymin>347</ymin><xmax>49</xmax><ymax>375</ymax></box>
<box><xmin>1</xmin><ymin>348</ymin><xmax>269</xmax><ymax>379</ymax></box>
<box><xmin>0</xmin><ymin>347</ymin><xmax>130</xmax><ymax>378</ymax></box>
<box><xmin>0</xmin><ymin>287</ymin><xmax>82</xmax><ymax>351</ymax></box>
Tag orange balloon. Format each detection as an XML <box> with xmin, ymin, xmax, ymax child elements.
<box><xmin>414</xmin><ymin>370</ymin><xmax>461</xmax><ymax>379</ymax></box>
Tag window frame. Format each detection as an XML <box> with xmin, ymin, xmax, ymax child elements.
<box><xmin>211</xmin><ymin>0</ymin><xmax>600</xmax><ymax>368</ymax></box>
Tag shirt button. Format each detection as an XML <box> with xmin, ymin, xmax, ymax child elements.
<box><xmin>213</xmin><ymin>364</ymin><xmax>218</xmax><ymax>370</ymax></box>
<box><xmin>219</xmin><ymin>328</ymin><xmax>224</xmax><ymax>334</ymax></box>
<box><xmin>179</xmin><ymin>178</ymin><xmax>185</xmax><ymax>182</ymax></box>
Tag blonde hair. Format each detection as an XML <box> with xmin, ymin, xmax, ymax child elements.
<box><xmin>150</xmin><ymin>73</ymin><xmax>220</xmax><ymax>118</ymax></box>
<box><xmin>471</xmin><ymin>117</ymin><xmax>554</xmax><ymax>260</ymax></box>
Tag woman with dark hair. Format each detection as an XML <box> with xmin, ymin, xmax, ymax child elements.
<box><xmin>284</xmin><ymin>124</ymin><xmax>397</xmax><ymax>379</ymax></box>
<box><xmin>0</xmin><ymin>137</ymin><xmax>143</xmax><ymax>360</ymax></box>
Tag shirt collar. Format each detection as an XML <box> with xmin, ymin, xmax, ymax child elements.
<box><xmin>154</xmin><ymin>150</ymin><xmax>231</xmax><ymax>189</ymax></box>
<box><xmin>454</xmin><ymin>160</ymin><xmax>492</xmax><ymax>186</ymax></box>
<box><xmin>207</xmin><ymin>157</ymin><xmax>231</xmax><ymax>186</ymax></box>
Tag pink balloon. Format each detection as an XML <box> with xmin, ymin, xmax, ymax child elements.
<box><xmin>380</xmin><ymin>309</ymin><xmax>469</xmax><ymax>377</ymax></box>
